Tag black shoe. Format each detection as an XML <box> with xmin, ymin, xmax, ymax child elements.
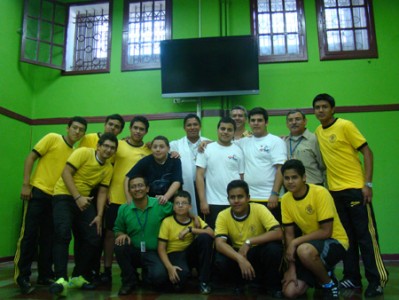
<box><xmin>339</xmin><ymin>278</ymin><xmax>362</xmax><ymax>289</ymax></box>
<box><xmin>37</xmin><ymin>277</ymin><xmax>55</xmax><ymax>286</ymax></box>
<box><xmin>118</xmin><ymin>284</ymin><xmax>135</xmax><ymax>296</ymax></box>
<box><xmin>322</xmin><ymin>282</ymin><xmax>339</xmax><ymax>299</ymax></box>
<box><xmin>99</xmin><ymin>272</ymin><xmax>112</xmax><ymax>285</ymax></box>
<box><xmin>267</xmin><ymin>289</ymin><xmax>283</xmax><ymax>299</ymax></box>
<box><xmin>81</xmin><ymin>281</ymin><xmax>97</xmax><ymax>290</ymax></box>
<box><xmin>199</xmin><ymin>282</ymin><xmax>211</xmax><ymax>294</ymax></box>
<box><xmin>365</xmin><ymin>283</ymin><xmax>383</xmax><ymax>298</ymax></box>
<box><xmin>233</xmin><ymin>285</ymin><xmax>244</xmax><ymax>295</ymax></box>
<box><xmin>17</xmin><ymin>277</ymin><xmax>35</xmax><ymax>294</ymax></box>
<box><xmin>172</xmin><ymin>283</ymin><xmax>183</xmax><ymax>292</ymax></box>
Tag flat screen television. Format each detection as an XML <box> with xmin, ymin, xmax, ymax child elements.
<box><xmin>160</xmin><ymin>35</ymin><xmax>259</xmax><ymax>98</ymax></box>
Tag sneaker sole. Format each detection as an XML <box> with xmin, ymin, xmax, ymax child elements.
<box><xmin>49</xmin><ymin>284</ymin><xmax>64</xmax><ymax>295</ymax></box>
<box><xmin>21</xmin><ymin>286</ymin><xmax>35</xmax><ymax>294</ymax></box>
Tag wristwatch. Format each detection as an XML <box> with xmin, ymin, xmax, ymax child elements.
<box><xmin>245</xmin><ymin>239</ymin><xmax>252</xmax><ymax>247</ymax></box>
<box><xmin>365</xmin><ymin>182</ymin><xmax>373</xmax><ymax>188</ymax></box>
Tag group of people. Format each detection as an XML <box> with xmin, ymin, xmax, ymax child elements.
<box><xmin>14</xmin><ymin>93</ymin><xmax>388</xmax><ymax>299</ymax></box>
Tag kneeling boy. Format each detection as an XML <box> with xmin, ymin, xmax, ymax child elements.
<box><xmin>281</xmin><ymin>159</ymin><xmax>348</xmax><ymax>299</ymax></box>
<box><xmin>158</xmin><ymin>190</ymin><xmax>214</xmax><ymax>294</ymax></box>
<box><xmin>214</xmin><ymin>180</ymin><xmax>283</xmax><ymax>297</ymax></box>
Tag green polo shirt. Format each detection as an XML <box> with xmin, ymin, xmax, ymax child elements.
<box><xmin>114</xmin><ymin>196</ymin><xmax>173</xmax><ymax>250</ymax></box>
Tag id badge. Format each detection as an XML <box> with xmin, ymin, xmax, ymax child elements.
<box><xmin>140</xmin><ymin>241</ymin><xmax>146</xmax><ymax>253</ymax></box>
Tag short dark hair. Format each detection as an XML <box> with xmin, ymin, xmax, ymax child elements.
<box><xmin>183</xmin><ymin>113</ymin><xmax>201</xmax><ymax>127</ymax></box>
<box><xmin>312</xmin><ymin>93</ymin><xmax>336</xmax><ymax>108</ymax></box>
<box><xmin>217</xmin><ymin>116</ymin><xmax>236</xmax><ymax>131</ymax></box>
<box><xmin>248</xmin><ymin>107</ymin><xmax>268</xmax><ymax>122</ymax></box>
<box><xmin>98</xmin><ymin>132</ymin><xmax>118</xmax><ymax>149</ymax></box>
<box><xmin>231</xmin><ymin>105</ymin><xmax>248</xmax><ymax>117</ymax></box>
<box><xmin>227</xmin><ymin>180</ymin><xmax>250</xmax><ymax>196</ymax></box>
<box><xmin>68</xmin><ymin>116</ymin><xmax>88</xmax><ymax>131</ymax></box>
<box><xmin>130</xmin><ymin>115</ymin><xmax>150</xmax><ymax>131</ymax></box>
<box><xmin>128</xmin><ymin>175</ymin><xmax>148</xmax><ymax>187</ymax></box>
<box><xmin>173</xmin><ymin>190</ymin><xmax>192</xmax><ymax>204</ymax></box>
<box><xmin>106</xmin><ymin>114</ymin><xmax>125</xmax><ymax>131</ymax></box>
<box><xmin>151</xmin><ymin>135</ymin><xmax>170</xmax><ymax>147</ymax></box>
<box><xmin>281</xmin><ymin>159</ymin><xmax>306</xmax><ymax>177</ymax></box>
<box><xmin>286</xmin><ymin>109</ymin><xmax>306</xmax><ymax>120</ymax></box>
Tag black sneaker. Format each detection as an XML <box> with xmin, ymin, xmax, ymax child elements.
<box><xmin>267</xmin><ymin>289</ymin><xmax>283</xmax><ymax>299</ymax></box>
<box><xmin>199</xmin><ymin>282</ymin><xmax>211</xmax><ymax>294</ymax></box>
<box><xmin>233</xmin><ymin>285</ymin><xmax>245</xmax><ymax>295</ymax></box>
<box><xmin>365</xmin><ymin>283</ymin><xmax>383</xmax><ymax>298</ymax></box>
<box><xmin>17</xmin><ymin>277</ymin><xmax>35</xmax><ymax>294</ymax></box>
<box><xmin>37</xmin><ymin>277</ymin><xmax>55</xmax><ymax>286</ymax></box>
<box><xmin>99</xmin><ymin>272</ymin><xmax>112</xmax><ymax>285</ymax></box>
<box><xmin>322</xmin><ymin>282</ymin><xmax>339</xmax><ymax>299</ymax></box>
<box><xmin>339</xmin><ymin>278</ymin><xmax>362</xmax><ymax>289</ymax></box>
<box><xmin>118</xmin><ymin>284</ymin><xmax>135</xmax><ymax>296</ymax></box>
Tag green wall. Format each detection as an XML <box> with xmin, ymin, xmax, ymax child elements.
<box><xmin>0</xmin><ymin>0</ymin><xmax>398</xmax><ymax>258</ymax></box>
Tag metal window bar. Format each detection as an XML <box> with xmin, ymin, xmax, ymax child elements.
<box><xmin>72</xmin><ymin>9</ymin><xmax>109</xmax><ymax>71</ymax></box>
<box><xmin>128</xmin><ymin>1</ymin><xmax>165</xmax><ymax>66</ymax></box>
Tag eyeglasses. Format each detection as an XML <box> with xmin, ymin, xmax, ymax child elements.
<box><xmin>130</xmin><ymin>183</ymin><xmax>146</xmax><ymax>189</ymax></box>
<box><xmin>174</xmin><ymin>202</ymin><xmax>190</xmax><ymax>207</ymax></box>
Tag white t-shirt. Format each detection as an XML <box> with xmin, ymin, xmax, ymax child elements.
<box><xmin>196</xmin><ymin>142</ymin><xmax>245</xmax><ymax>205</ymax></box>
<box><xmin>237</xmin><ymin>134</ymin><xmax>287</xmax><ymax>200</ymax></box>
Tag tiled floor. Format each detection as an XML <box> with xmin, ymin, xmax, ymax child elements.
<box><xmin>1</xmin><ymin>260</ymin><xmax>398</xmax><ymax>299</ymax></box>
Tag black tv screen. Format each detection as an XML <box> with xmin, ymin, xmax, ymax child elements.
<box><xmin>160</xmin><ymin>35</ymin><xmax>259</xmax><ymax>98</ymax></box>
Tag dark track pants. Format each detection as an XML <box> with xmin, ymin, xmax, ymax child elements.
<box><xmin>331</xmin><ymin>189</ymin><xmax>389</xmax><ymax>287</ymax></box>
<box><xmin>14</xmin><ymin>187</ymin><xmax>54</xmax><ymax>281</ymax></box>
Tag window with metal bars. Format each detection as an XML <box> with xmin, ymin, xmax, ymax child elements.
<box><xmin>65</xmin><ymin>2</ymin><xmax>111</xmax><ymax>73</ymax></box>
<box><xmin>316</xmin><ymin>0</ymin><xmax>378</xmax><ymax>60</ymax></box>
<box><xmin>121</xmin><ymin>0</ymin><xmax>172</xmax><ymax>71</ymax></box>
<box><xmin>250</xmin><ymin>0</ymin><xmax>307</xmax><ymax>63</ymax></box>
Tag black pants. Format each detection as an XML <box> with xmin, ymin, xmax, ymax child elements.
<box><xmin>207</xmin><ymin>204</ymin><xmax>229</xmax><ymax>230</ymax></box>
<box><xmin>52</xmin><ymin>195</ymin><xmax>100</xmax><ymax>280</ymax></box>
<box><xmin>157</xmin><ymin>233</ymin><xmax>214</xmax><ymax>289</ymax></box>
<box><xmin>250</xmin><ymin>201</ymin><xmax>282</xmax><ymax>225</ymax></box>
<box><xmin>74</xmin><ymin>187</ymin><xmax>104</xmax><ymax>277</ymax></box>
<box><xmin>214</xmin><ymin>241</ymin><xmax>283</xmax><ymax>290</ymax></box>
<box><xmin>114</xmin><ymin>245</ymin><xmax>165</xmax><ymax>289</ymax></box>
<box><xmin>14</xmin><ymin>187</ymin><xmax>54</xmax><ymax>281</ymax></box>
<box><xmin>331</xmin><ymin>189</ymin><xmax>389</xmax><ymax>287</ymax></box>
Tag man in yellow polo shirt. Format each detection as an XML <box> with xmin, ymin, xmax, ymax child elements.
<box><xmin>102</xmin><ymin>116</ymin><xmax>151</xmax><ymax>284</ymax></box>
<box><xmin>280</xmin><ymin>159</ymin><xmax>348</xmax><ymax>299</ymax></box>
<box><xmin>14</xmin><ymin>116</ymin><xmax>87</xmax><ymax>295</ymax></box>
<box><xmin>49</xmin><ymin>133</ymin><xmax>117</xmax><ymax>297</ymax></box>
<box><xmin>313</xmin><ymin>93</ymin><xmax>388</xmax><ymax>297</ymax></box>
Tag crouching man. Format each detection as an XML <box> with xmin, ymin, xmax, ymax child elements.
<box><xmin>281</xmin><ymin>159</ymin><xmax>348</xmax><ymax>299</ymax></box>
<box><xmin>214</xmin><ymin>180</ymin><xmax>283</xmax><ymax>297</ymax></box>
<box><xmin>113</xmin><ymin>175</ymin><xmax>173</xmax><ymax>296</ymax></box>
<box><xmin>157</xmin><ymin>190</ymin><xmax>214</xmax><ymax>294</ymax></box>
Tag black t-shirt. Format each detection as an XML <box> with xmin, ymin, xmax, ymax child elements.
<box><xmin>126</xmin><ymin>154</ymin><xmax>183</xmax><ymax>196</ymax></box>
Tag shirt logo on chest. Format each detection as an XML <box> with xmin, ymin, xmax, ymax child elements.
<box><xmin>329</xmin><ymin>134</ymin><xmax>337</xmax><ymax>143</ymax></box>
<box><xmin>305</xmin><ymin>204</ymin><xmax>314</xmax><ymax>215</ymax></box>
<box><xmin>228</xmin><ymin>154</ymin><xmax>238</xmax><ymax>161</ymax></box>
<box><xmin>259</xmin><ymin>145</ymin><xmax>270</xmax><ymax>153</ymax></box>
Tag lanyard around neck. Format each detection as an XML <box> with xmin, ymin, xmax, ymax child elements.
<box><xmin>289</xmin><ymin>136</ymin><xmax>304</xmax><ymax>159</ymax></box>
<box><xmin>134</xmin><ymin>208</ymin><xmax>149</xmax><ymax>237</ymax></box>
